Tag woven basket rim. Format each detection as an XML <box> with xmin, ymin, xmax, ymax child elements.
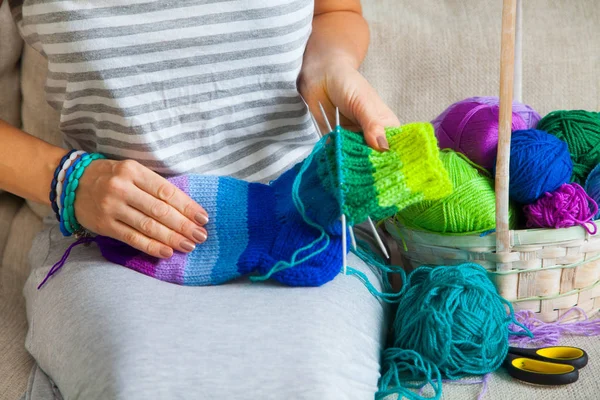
<box><xmin>384</xmin><ymin>218</ymin><xmax>599</xmax><ymax>249</ymax></box>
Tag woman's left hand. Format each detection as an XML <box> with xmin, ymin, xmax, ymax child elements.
<box><xmin>298</xmin><ymin>60</ymin><xmax>400</xmax><ymax>151</ymax></box>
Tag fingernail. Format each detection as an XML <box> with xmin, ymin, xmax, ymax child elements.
<box><xmin>377</xmin><ymin>136</ymin><xmax>389</xmax><ymax>151</ymax></box>
<box><xmin>160</xmin><ymin>247</ymin><xmax>173</xmax><ymax>258</ymax></box>
<box><xmin>195</xmin><ymin>213</ymin><xmax>209</xmax><ymax>225</ymax></box>
<box><xmin>181</xmin><ymin>240</ymin><xmax>196</xmax><ymax>252</ymax></box>
<box><xmin>192</xmin><ymin>229</ymin><xmax>207</xmax><ymax>243</ymax></box>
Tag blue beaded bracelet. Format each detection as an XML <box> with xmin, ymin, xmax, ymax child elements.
<box><xmin>60</xmin><ymin>153</ymin><xmax>106</xmax><ymax>236</ymax></box>
<box><xmin>49</xmin><ymin>149</ymin><xmax>77</xmax><ymax>222</ymax></box>
<box><xmin>59</xmin><ymin>153</ymin><xmax>88</xmax><ymax>236</ymax></box>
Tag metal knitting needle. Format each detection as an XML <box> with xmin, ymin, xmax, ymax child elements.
<box><xmin>335</xmin><ymin>107</ymin><xmax>348</xmax><ymax>274</ymax></box>
<box><xmin>322</xmin><ymin>105</ymin><xmax>389</xmax><ymax>259</ymax></box>
<box><xmin>309</xmin><ymin>112</ymin><xmax>322</xmax><ymax>138</ymax></box>
<box><xmin>319</xmin><ymin>105</ymin><xmax>363</xmax><ymax>273</ymax></box>
<box><xmin>319</xmin><ymin>105</ymin><xmax>349</xmax><ymax>272</ymax></box>
<box><xmin>318</xmin><ymin>102</ymin><xmax>333</xmax><ymax>132</ymax></box>
<box><xmin>334</xmin><ymin>106</ymin><xmax>358</xmax><ymax>253</ymax></box>
<box><xmin>310</xmin><ymin>108</ymin><xmax>356</xmax><ymax>255</ymax></box>
<box><xmin>367</xmin><ymin>217</ymin><xmax>389</xmax><ymax>259</ymax></box>
<box><xmin>348</xmin><ymin>220</ymin><xmax>357</xmax><ymax>250</ymax></box>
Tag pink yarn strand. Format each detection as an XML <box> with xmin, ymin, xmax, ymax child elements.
<box><xmin>524</xmin><ymin>183</ymin><xmax>598</xmax><ymax>233</ymax></box>
<box><xmin>509</xmin><ymin>307</ymin><xmax>600</xmax><ymax>347</ymax></box>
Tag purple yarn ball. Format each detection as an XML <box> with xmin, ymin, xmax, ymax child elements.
<box><xmin>524</xmin><ymin>183</ymin><xmax>598</xmax><ymax>234</ymax></box>
<box><xmin>432</xmin><ymin>96</ymin><xmax>541</xmax><ymax>169</ymax></box>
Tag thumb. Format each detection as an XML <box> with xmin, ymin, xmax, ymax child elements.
<box><xmin>346</xmin><ymin>79</ymin><xmax>400</xmax><ymax>152</ymax></box>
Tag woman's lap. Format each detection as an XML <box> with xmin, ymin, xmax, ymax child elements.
<box><xmin>24</xmin><ymin>223</ymin><xmax>388</xmax><ymax>400</ymax></box>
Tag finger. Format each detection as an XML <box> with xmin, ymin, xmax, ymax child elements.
<box><xmin>329</xmin><ymin>73</ymin><xmax>400</xmax><ymax>152</ymax></box>
<box><xmin>129</xmin><ymin>164</ymin><xmax>209</xmax><ymax>226</ymax></box>
<box><xmin>116</xmin><ymin>205</ymin><xmax>197</xmax><ymax>254</ymax></box>
<box><xmin>349</xmin><ymin>81</ymin><xmax>400</xmax><ymax>151</ymax></box>
<box><xmin>125</xmin><ymin>186</ymin><xmax>207</xmax><ymax>244</ymax></box>
<box><xmin>110</xmin><ymin>220</ymin><xmax>174</xmax><ymax>259</ymax></box>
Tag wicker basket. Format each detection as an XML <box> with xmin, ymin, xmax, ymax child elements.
<box><xmin>384</xmin><ymin>0</ymin><xmax>600</xmax><ymax>323</ymax></box>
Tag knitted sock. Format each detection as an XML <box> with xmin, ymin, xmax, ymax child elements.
<box><xmin>96</xmin><ymin>169</ymin><xmax>344</xmax><ymax>287</ymax></box>
<box><xmin>90</xmin><ymin>122</ymin><xmax>451</xmax><ymax>287</ymax></box>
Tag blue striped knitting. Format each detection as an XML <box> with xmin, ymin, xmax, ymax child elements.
<box><xmin>97</xmin><ymin>161</ymin><xmax>344</xmax><ymax>287</ymax></box>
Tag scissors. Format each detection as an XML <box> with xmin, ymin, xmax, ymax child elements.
<box><xmin>504</xmin><ymin>346</ymin><xmax>588</xmax><ymax>385</ymax></box>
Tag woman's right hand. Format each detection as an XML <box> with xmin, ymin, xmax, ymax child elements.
<box><xmin>74</xmin><ymin>159</ymin><xmax>208</xmax><ymax>258</ymax></box>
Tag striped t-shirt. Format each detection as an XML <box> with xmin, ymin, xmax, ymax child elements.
<box><xmin>9</xmin><ymin>0</ymin><xmax>319</xmax><ymax>183</ymax></box>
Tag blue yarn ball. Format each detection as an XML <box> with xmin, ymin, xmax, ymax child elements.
<box><xmin>585</xmin><ymin>164</ymin><xmax>600</xmax><ymax>220</ymax></box>
<box><xmin>507</xmin><ymin>129</ymin><xmax>573</xmax><ymax>204</ymax></box>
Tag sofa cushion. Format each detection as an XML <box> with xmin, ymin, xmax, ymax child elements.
<box><xmin>21</xmin><ymin>44</ymin><xmax>63</xmax><ymax>220</ymax></box>
<box><xmin>0</xmin><ymin>193</ymin><xmax>23</xmax><ymax>261</ymax></box>
<box><xmin>0</xmin><ymin>0</ymin><xmax>24</xmax><ymax>197</ymax></box>
<box><xmin>0</xmin><ymin>203</ymin><xmax>42</xmax><ymax>400</ymax></box>
<box><xmin>0</xmin><ymin>0</ymin><xmax>22</xmax><ymax>128</ymax></box>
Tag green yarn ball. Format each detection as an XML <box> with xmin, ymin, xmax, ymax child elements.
<box><xmin>397</xmin><ymin>150</ymin><xmax>515</xmax><ymax>234</ymax></box>
<box><xmin>537</xmin><ymin>110</ymin><xmax>600</xmax><ymax>184</ymax></box>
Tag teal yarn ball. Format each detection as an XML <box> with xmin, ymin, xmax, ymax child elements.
<box><xmin>585</xmin><ymin>164</ymin><xmax>600</xmax><ymax>220</ymax></box>
<box><xmin>507</xmin><ymin>129</ymin><xmax>573</xmax><ymax>204</ymax></box>
<box><xmin>378</xmin><ymin>263</ymin><xmax>518</xmax><ymax>400</ymax></box>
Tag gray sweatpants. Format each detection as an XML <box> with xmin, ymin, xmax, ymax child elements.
<box><xmin>22</xmin><ymin>220</ymin><xmax>389</xmax><ymax>400</ymax></box>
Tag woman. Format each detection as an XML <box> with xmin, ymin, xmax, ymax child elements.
<box><xmin>1</xmin><ymin>0</ymin><xmax>399</xmax><ymax>398</ymax></box>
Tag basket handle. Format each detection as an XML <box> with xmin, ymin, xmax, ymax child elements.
<box><xmin>514</xmin><ymin>0</ymin><xmax>523</xmax><ymax>103</ymax></box>
<box><xmin>495</xmin><ymin>0</ymin><xmax>518</xmax><ymax>260</ymax></box>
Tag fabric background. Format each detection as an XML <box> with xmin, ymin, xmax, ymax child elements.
<box><xmin>360</xmin><ymin>1</ymin><xmax>599</xmax><ymax>122</ymax></box>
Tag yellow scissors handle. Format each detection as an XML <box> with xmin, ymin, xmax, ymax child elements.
<box><xmin>508</xmin><ymin>346</ymin><xmax>588</xmax><ymax>369</ymax></box>
<box><xmin>504</xmin><ymin>353</ymin><xmax>579</xmax><ymax>385</ymax></box>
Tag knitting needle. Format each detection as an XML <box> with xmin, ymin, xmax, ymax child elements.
<box><xmin>319</xmin><ymin>102</ymin><xmax>333</xmax><ymax>133</ymax></box>
<box><xmin>335</xmin><ymin>107</ymin><xmax>348</xmax><ymax>274</ymax></box>
<box><xmin>329</xmin><ymin>116</ymin><xmax>357</xmax><ymax>251</ymax></box>
<box><xmin>320</xmin><ymin>105</ymin><xmax>349</xmax><ymax>271</ymax></box>
<box><xmin>348</xmin><ymin>221</ymin><xmax>357</xmax><ymax>250</ymax></box>
<box><xmin>323</xmin><ymin>106</ymin><xmax>389</xmax><ymax>259</ymax></box>
<box><xmin>318</xmin><ymin>105</ymin><xmax>360</xmax><ymax>271</ymax></box>
<box><xmin>311</xmin><ymin>107</ymin><xmax>357</xmax><ymax>257</ymax></box>
<box><xmin>317</xmin><ymin>105</ymin><xmax>358</xmax><ymax>252</ymax></box>
<box><xmin>309</xmin><ymin>112</ymin><xmax>322</xmax><ymax>138</ymax></box>
<box><xmin>333</xmin><ymin>107</ymin><xmax>357</xmax><ymax>253</ymax></box>
<box><xmin>367</xmin><ymin>217</ymin><xmax>390</xmax><ymax>259</ymax></box>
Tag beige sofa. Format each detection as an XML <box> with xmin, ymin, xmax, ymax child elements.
<box><xmin>1</xmin><ymin>1</ymin><xmax>598</xmax><ymax>399</ymax></box>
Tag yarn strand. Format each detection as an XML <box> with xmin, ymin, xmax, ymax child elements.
<box><xmin>524</xmin><ymin>183</ymin><xmax>598</xmax><ymax>233</ymax></box>
<box><xmin>509</xmin><ymin>307</ymin><xmax>600</xmax><ymax>347</ymax></box>
<box><xmin>251</xmin><ymin>134</ymin><xmax>332</xmax><ymax>281</ymax></box>
<box><xmin>377</xmin><ymin>263</ymin><xmax>531</xmax><ymax>400</ymax></box>
<box><xmin>37</xmin><ymin>236</ymin><xmax>95</xmax><ymax>289</ymax></box>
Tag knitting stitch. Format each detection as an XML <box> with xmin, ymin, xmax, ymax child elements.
<box><xmin>317</xmin><ymin>123</ymin><xmax>453</xmax><ymax>224</ymax></box>
<box><xmin>97</xmin><ymin>170</ymin><xmax>344</xmax><ymax>286</ymax></box>
<box><xmin>92</xmin><ymin>123</ymin><xmax>452</xmax><ymax>287</ymax></box>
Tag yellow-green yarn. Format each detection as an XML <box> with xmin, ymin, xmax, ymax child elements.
<box><xmin>317</xmin><ymin>124</ymin><xmax>453</xmax><ymax>225</ymax></box>
<box><xmin>383</xmin><ymin>123</ymin><xmax>452</xmax><ymax>207</ymax></box>
<box><xmin>366</xmin><ymin>139</ymin><xmax>410</xmax><ymax>208</ymax></box>
<box><xmin>397</xmin><ymin>150</ymin><xmax>516</xmax><ymax>234</ymax></box>
<box><xmin>317</xmin><ymin>129</ymin><xmax>396</xmax><ymax>224</ymax></box>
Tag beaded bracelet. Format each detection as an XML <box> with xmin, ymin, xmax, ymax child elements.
<box><xmin>55</xmin><ymin>150</ymin><xmax>86</xmax><ymax>214</ymax></box>
<box><xmin>59</xmin><ymin>153</ymin><xmax>87</xmax><ymax>236</ymax></box>
<box><xmin>49</xmin><ymin>149</ymin><xmax>78</xmax><ymax>221</ymax></box>
<box><xmin>59</xmin><ymin>153</ymin><xmax>106</xmax><ymax>236</ymax></box>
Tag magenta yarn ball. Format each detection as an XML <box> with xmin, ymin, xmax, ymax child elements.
<box><xmin>432</xmin><ymin>97</ymin><xmax>541</xmax><ymax>169</ymax></box>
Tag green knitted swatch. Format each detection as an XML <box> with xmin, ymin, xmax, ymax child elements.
<box><xmin>317</xmin><ymin>122</ymin><xmax>452</xmax><ymax>225</ymax></box>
